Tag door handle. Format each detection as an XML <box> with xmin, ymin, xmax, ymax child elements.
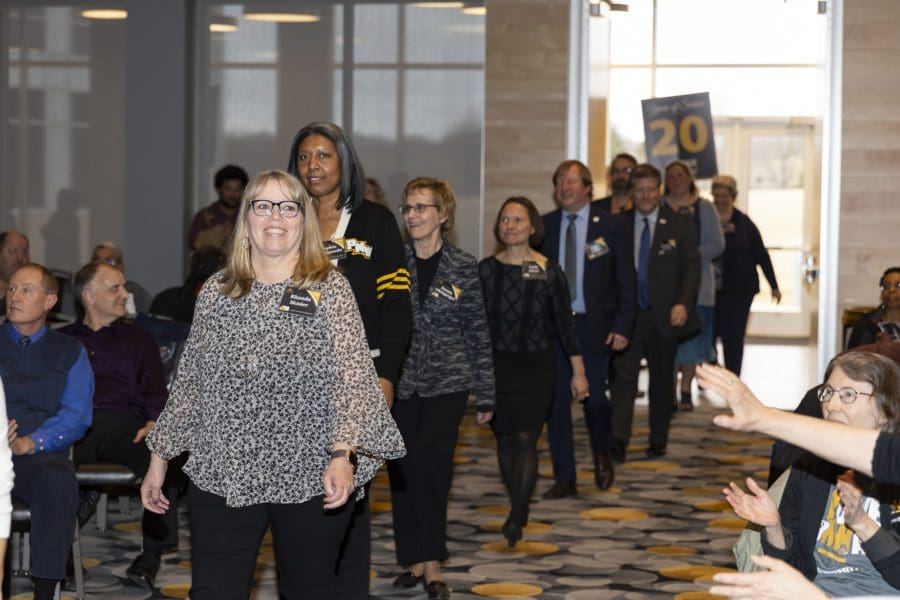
<box><xmin>803</xmin><ymin>253</ymin><xmax>818</xmax><ymax>285</ymax></box>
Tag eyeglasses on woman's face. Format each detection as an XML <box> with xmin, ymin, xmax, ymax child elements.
<box><xmin>817</xmin><ymin>384</ymin><xmax>875</xmax><ymax>405</ymax></box>
<box><xmin>249</xmin><ymin>199</ymin><xmax>303</xmax><ymax>219</ymax></box>
<box><xmin>399</xmin><ymin>203</ymin><xmax>439</xmax><ymax>215</ymax></box>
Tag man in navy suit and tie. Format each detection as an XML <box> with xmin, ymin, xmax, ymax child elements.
<box><xmin>540</xmin><ymin>160</ymin><xmax>636</xmax><ymax>496</ymax></box>
<box><xmin>610</xmin><ymin>163</ymin><xmax>700</xmax><ymax>461</ymax></box>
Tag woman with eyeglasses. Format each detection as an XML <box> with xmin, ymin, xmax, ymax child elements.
<box><xmin>140</xmin><ymin>170</ymin><xmax>405</xmax><ymax>599</ymax></box>
<box><xmin>848</xmin><ymin>267</ymin><xmax>900</xmax><ymax>349</ymax></box>
<box><xmin>721</xmin><ymin>351</ymin><xmax>900</xmax><ymax>596</ymax></box>
<box><xmin>478</xmin><ymin>197</ymin><xmax>586</xmax><ymax>547</ymax></box>
<box><xmin>389</xmin><ymin>177</ymin><xmax>495</xmax><ymax>599</ymax></box>
<box><xmin>286</xmin><ymin>122</ymin><xmax>412</xmax><ymax>599</ymax></box>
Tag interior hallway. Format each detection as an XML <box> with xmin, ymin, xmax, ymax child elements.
<box><xmin>8</xmin><ymin>341</ymin><xmax>816</xmax><ymax>599</ymax></box>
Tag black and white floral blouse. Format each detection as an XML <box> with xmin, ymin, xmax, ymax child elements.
<box><xmin>146</xmin><ymin>269</ymin><xmax>405</xmax><ymax>508</ymax></box>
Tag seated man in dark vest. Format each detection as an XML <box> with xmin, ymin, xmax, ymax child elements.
<box><xmin>0</xmin><ymin>263</ymin><xmax>93</xmax><ymax>600</ymax></box>
<box><xmin>61</xmin><ymin>261</ymin><xmax>178</xmax><ymax>589</ymax></box>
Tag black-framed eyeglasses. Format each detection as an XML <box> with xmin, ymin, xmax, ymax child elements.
<box><xmin>881</xmin><ymin>282</ymin><xmax>900</xmax><ymax>291</ymax></box>
<box><xmin>612</xmin><ymin>167</ymin><xmax>633</xmax><ymax>175</ymax></box>
<box><xmin>817</xmin><ymin>384</ymin><xmax>875</xmax><ymax>405</ymax></box>
<box><xmin>249</xmin><ymin>199</ymin><xmax>303</xmax><ymax>218</ymax></box>
<box><xmin>399</xmin><ymin>203</ymin><xmax>440</xmax><ymax>215</ymax></box>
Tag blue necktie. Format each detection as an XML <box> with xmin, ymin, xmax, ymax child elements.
<box><xmin>638</xmin><ymin>217</ymin><xmax>650</xmax><ymax>309</ymax></box>
<box><xmin>565</xmin><ymin>214</ymin><xmax>578</xmax><ymax>302</ymax></box>
<box><xmin>18</xmin><ymin>335</ymin><xmax>30</xmax><ymax>347</ymax></box>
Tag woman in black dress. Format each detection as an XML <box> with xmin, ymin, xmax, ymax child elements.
<box><xmin>478</xmin><ymin>197</ymin><xmax>587</xmax><ymax>547</ymax></box>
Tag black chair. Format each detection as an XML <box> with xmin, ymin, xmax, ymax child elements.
<box><xmin>76</xmin><ymin>463</ymin><xmax>139</xmax><ymax>533</ymax></box>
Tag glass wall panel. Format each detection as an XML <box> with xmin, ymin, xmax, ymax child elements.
<box><xmin>196</xmin><ymin>1</ymin><xmax>485</xmax><ymax>254</ymax></box>
<box><xmin>1</xmin><ymin>4</ymin><xmax>125</xmax><ymax>275</ymax></box>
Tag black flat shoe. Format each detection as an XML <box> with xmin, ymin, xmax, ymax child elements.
<box><xmin>126</xmin><ymin>552</ymin><xmax>160</xmax><ymax>589</ymax></box>
<box><xmin>502</xmin><ymin>516</ymin><xmax>523</xmax><ymax>548</ymax></box>
<box><xmin>425</xmin><ymin>579</ymin><xmax>450</xmax><ymax>599</ymax></box>
<box><xmin>646</xmin><ymin>443</ymin><xmax>667</xmax><ymax>459</ymax></box>
<box><xmin>542</xmin><ymin>480</ymin><xmax>577</xmax><ymax>499</ymax></box>
<box><xmin>393</xmin><ymin>571</ymin><xmax>424</xmax><ymax>588</ymax></box>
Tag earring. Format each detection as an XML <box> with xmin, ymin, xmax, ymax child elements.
<box><xmin>242</xmin><ymin>236</ymin><xmax>250</xmax><ymax>250</ymax></box>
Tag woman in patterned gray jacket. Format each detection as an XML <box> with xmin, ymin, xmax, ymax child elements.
<box><xmin>389</xmin><ymin>176</ymin><xmax>495</xmax><ymax>600</ymax></box>
<box><xmin>139</xmin><ymin>170</ymin><xmax>405</xmax><ymax>599</ymax></box>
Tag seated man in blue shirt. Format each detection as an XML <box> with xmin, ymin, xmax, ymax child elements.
<box><xmin>61</xmin><ymin>260</ymin><xmax>177</xmax><ymax>590</ymax></box>
<box><xmin>0</xmin><ymin>263</ymin><xmax>93</xmax><ymax>600</ymax></box>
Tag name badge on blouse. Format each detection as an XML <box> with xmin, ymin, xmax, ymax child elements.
<box><xmin>521</xmin><ymin>261</ymin><xmax>547</xmax><ymax>280</ymax></box>
<box><xmin>432</xmin><ymin>281</ymin><xmax>461</xmax><ymax>303</ymax></box>
<box><xmin>278</xmin><ymin>286</ymin><xmax>321</xmax><ymax>317</ymax></box>
<box><xmin>323</xmin><ymin>239</ymin><xmax>347</xmax><ymax>261</ymax></box>
<box><xmin>585</xmin><ymin>236</ymin><xmax>609</xmax><ymax>260</ymax></box>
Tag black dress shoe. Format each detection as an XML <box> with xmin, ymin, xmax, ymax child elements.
<box><xmin>77</xmin><ymin>489</ymin><xmax>102</xmax><ymax>527</ymax></box>
<box><xmin>646</xmin><ymin>443</ymin><xmax>667</xmax><ymax>458</ymax></box>
<box><xmin>610</xmin><ymin>443</ymin><xmax>626</xmax><ymax>464</ymax></box>
<box><xmin>542</xmin><ymin>480</ymin><xmax>577</xmax><ymax>499</ymax></box>
<box><xmin>126</xmin><ymin>552</ymin><xmax>160</xmax><ymax>589</ymax></box>
<box><xmin>502</xmin><ymin>515</ymin><xmax>523</xmax><ymax>548</ymax></box>
<box><xmin>425</xmin><ymin>580</ymin><xmax>451</xmax><ymax>599</ymax></box>
<box><xmin>593</xmin><ymin>452</ymin><xmax>615</xmax><ymax>489</ymax></box>
<box><xmin>393</xmin><ymin>571</ymin><xmax>424</xmax><ymax>588</ymax></box>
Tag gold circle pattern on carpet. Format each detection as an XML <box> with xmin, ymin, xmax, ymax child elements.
<box><xmin>481</xmin><ymin>541</ymin><xmax>558</xmax><ymax>555</ymax></box>
<box><xmin>628</xmin><ymin>460</ymin><xmax>681</xmax><ymax>471</ymax></box>
<box><xmin>693</xmin><ymin>499</ymin><xmax>733</xmax><ymax>512</ymax></box>
<box><xmin>715</xmin><ymin>455</ymin><xmax>769</xmax><ymax>466</ymax></box>
<box><xmin>707</xmin><ymin>517</ymin><xmax>748</xmax><ymax>530</ymax></box>
<box><xmin>112</xmin><ymin>521</ymin><xmax>142</xmax><ymax>533</ymax></box>
<box><xmin>660</xmin><ymin>565</ymin><xmax>735</xmax><ymax>581</ymax></box>
<box><xmin>471</xmin><ymin>582</ymin><xmax>543</xmax><ymax>597</ymax></box>
<box><xmin>480</xmin><ymin>521</ymin><xmax>551</xmax><ymax>533</ymax></box>
<box><xmin>646</xmin><ymin>545</ymin><xmax>697</xmax><ymax>556</ymax></box>
<box><xmin>580</xmin><ymin>507</ymin><xmax>649</xmax><ymax>521</ymax></box>
<box><xmin>477</xmin><ymin>505</ymin><xmax>511</xmax><ymax>514</ymax></box>
<box><xmin>674</xmin><ymin>593</ymin><xmax>728</xmax><ymax>600</ymax></box>
<box><xmin>161</xmin><ymin>582</ymin><xmax>192</xmax><ymax>598</ymax></box>
<box><xmin>370</xmin><ymin>500</ymin><xmax>392</xmax><ymax>513</ymax></box>
<box><xmin>681</xmin><ymin>486</ymin><xmax>723</xmax><ymax>496</ymax></box>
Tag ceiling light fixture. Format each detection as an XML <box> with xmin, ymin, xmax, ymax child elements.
<box><xmin>461</xmin><ymin>2</ymin><xmax>485</xmax><ymax>16</ymax></box>
<box><xmin>412</xmin><ymin>2</ymin><xmax>465</xmax><ymax>8</ymax></box>
<box><xmin>80</xmin><ymin>9</ymin><xmax>128</xmax><ymax>20</ymax></box>
<box><xmin>210</xmin><ymin>15</ymin><xmax>239</xmax><ymax>32</ymax></box>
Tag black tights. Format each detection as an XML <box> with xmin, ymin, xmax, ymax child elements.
<box><xmin>495</xmin><ymin>432</ymin><xmax>538</xmax><ymax>525</ymax></box>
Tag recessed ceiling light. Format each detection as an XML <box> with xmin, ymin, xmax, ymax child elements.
<box><xmin>412</xmin><ymin>2</ymin><xmax>465</xmax><ymax>8</ymax></box>
<box><xmin>80</xmin><ymin>9</ymin><xmax>128</xmax><ymax>20</ymax></box>
<box><xmin>210</xmin><ymin>15</ymin><xmax>239</xmax><ymax>32</ymax></box>
<box><xmin>462</xmin><ymin>6</ymin><xmax>486</xmax><ymax>15</ymax></box>
<box><xmin>243</xmin><ymin>12</ymin><xmax>320</xmax><ymax>23</ymax></box>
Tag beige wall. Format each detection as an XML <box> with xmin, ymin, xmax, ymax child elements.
<box><xmin>839</xmin><ymin>1</ymin><xmax>900</xmax><ymax>309</ymax></box>
<box><xmin>483</xmin><ymin>0</ymin><xmax>569</xmax><ymax>256</ymax></box>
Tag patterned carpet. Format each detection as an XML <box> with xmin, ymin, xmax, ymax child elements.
<box><xmin>9</xmin><ymin>401</ymin><xmax>772</xmax><ymax>599</ymax></box>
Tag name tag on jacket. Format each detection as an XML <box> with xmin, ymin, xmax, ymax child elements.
<box><xmin>585</xmin><ymin>236</ymin><xmax>609</xmax><ymax>260</ymax></box>
<box><xmin>278</xmin><ymin>286</ymin><xmax>321</xmax><ymax>317</ymax></box>
<box><xmin>432</xmin><ymin>280</ymin><xmax>461</xmax><ymax>303</ymax></box>
<box><xmin>521</xmin><ymin>261</ymin><xmax>547</xmax><ymax>280</ymax></box>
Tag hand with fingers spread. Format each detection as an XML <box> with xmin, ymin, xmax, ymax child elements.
<box><xmin>696</xmin><ymin>363</ymin><xmax>769</xmax><ymax>432</ymax></box>
<box><xmin>709</xmin><ymin>554</ymin><xmax>828</xmax><ymax>600</ymax></box>
<box><xmin>723</xmin><ymin>477</ymin><xmax>786</xmax><ymax>549</ymax></box>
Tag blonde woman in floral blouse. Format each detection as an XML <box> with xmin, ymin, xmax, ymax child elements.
<box><xmin>140</xmin><ymin>170</ymin><xmax>405</xmax><ymax>599</ymax></box>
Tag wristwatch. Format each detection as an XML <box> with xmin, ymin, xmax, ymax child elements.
<box><xmin>330</xmin><ymin>448</ymin><xmax>358</xmax><ymax>471</ymax></box>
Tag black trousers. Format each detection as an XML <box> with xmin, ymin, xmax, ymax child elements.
<box><xmin>334</xmin><ymin>483</ymin><xmax>371</xmax><ymax>600</ymax></box>
<box><xmin>187</xmin><ymin>483</ymin><xmax>355</xmax><ymax>600</ymax></box>
<box><xmin>610</xmin><ymin>309</ymin><xmax>677</xmax><ymax>448</ymax></box>
<box><xmin>714</xmin><ymin>292</ymin><xmax>754</xmax><ymax>375</ymax></box>
<box><xmin>388</xmin><ymin>391</ymin><xmax>468</xmax><ymax>566</ymax></box>
<box><xmin>11</xmin><ymin>452</ymin><xmax>78</xmax><ymax>580</ymax></box>
<box><xmin>74</xmin><ymin>408</ymin><xmax>180</xmax><ymax>553</ymax></box>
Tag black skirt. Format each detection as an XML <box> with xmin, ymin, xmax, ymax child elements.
<box><xmin>490</xmin><ymin>349</ymin><xmax>555</xmax><ymax>435</ymax></box>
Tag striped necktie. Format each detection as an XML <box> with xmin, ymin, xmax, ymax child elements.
<box><xmin>565</xmin><ymin>214</ymin><xmax>578</xmax><ymax>302</ymax></box>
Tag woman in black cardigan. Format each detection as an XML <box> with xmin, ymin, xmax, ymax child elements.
<box><xmin>711</xmin><ymin>175</ymin><xmax>780</xmax><ymax>375</ymax></box>
<box><xmin>722</xmin><ymin>352</ymin><xmax>900</xmax><ymax>596</ymax></box>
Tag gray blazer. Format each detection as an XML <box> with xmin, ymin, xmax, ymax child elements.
<box><xmin>397</xmin><ymin>241</ymin><xmax>495</xmax><ymax>411</ymax></box>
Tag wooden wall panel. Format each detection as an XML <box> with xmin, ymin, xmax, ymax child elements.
<box><xmin>839</xmin><ymin>1</ymin><xmax>900</xmax><ymax>308</ymax></box>
<box><xmin>483</xmin><ymin>0</ymin><xmax>569</xmax><ymax>255</ymax></box>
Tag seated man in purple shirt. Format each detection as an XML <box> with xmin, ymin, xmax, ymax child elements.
<box><xmin>61</xmin><ymin>261</ymin><xmax>177</xmax><ymax>590</ymax></box>
<box><xmin>0</xmin><ymin>263</ymin><xmax>93</xmax><ymax>600</ymax></box>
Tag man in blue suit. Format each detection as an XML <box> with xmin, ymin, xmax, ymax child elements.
<box><xmin>610</xmin><ymin>163</ymin><xmax>700</xmax><ymax>461</ymax></box>
<box><xmin>540</xmin><ymin>160</ymin><xmax>636</xmax><ymax>496</ymax></box>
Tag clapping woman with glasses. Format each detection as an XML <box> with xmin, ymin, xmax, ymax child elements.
<box><xmin>722</xmin><ymin>351</ymin><xmax>900</xmax><ymax>596</ymax></box>
<box><xmin>848</xmin><ymin>267</ymin><xmax>900</xmax><ymax>349</ymax></box>
<box><xmin>389</xmin><ymin>177</ymin><xmax>495</xmax><ymax>599</ymax></box>
<box><xmin>140</xmin><ymin>170</ymin><xmax>405</xmax><ymax>599</ymax></box>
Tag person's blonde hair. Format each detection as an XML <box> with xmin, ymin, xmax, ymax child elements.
<box><xmin>219</xmin><ymin>170</ymin><xmax>332</xmax><ymax>298</ymax></box>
